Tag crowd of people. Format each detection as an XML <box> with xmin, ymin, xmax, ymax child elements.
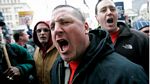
<box><xmin>0</xmin><ymin>0</ymin><xmax>149</xmax><ymax>84</ymax></box>
<box><xmin>0</xmin><ymin>21</ymin><xmax>35</xmax><ymax>84</ymax></box>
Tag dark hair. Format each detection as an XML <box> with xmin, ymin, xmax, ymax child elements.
<box><xmin>95</xmin><ymin>0</ymin><xmax>114</xmax><ymax>15</ymax></box>
<box><xmin>53</xmin><ymin>5</ymin><xmax>85</xmax><ymax>22</ymax></box>
<box><xmin>13</xmin><ymin>30</ymin><xmax>24</xmax><ymax>42</ymax></box>
<box><xmin>95</xmin><ymin>0</ymin><xmax>102</xmax><ymax>15</ymax></box>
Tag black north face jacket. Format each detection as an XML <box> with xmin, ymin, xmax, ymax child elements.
<box><xmin>116</xmin><ymin>22</ymin><xmax>149</xmax><ymax>76</ymax></box>
<box><xmin>51</xmin><ymin>29</ymin><xmax>148</xmax><ymax>84</ymax></box>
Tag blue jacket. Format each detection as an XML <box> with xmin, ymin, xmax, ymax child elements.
<box><xmin>51</xmin><ymin>29</ymin><xmax>148</xmax><ymax>84</ymax></box>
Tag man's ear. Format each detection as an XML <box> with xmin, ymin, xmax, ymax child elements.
<box><xmin>84</xmin><ymin>22</ymin><xmax>89</xmax><ymax>34</ymax></box>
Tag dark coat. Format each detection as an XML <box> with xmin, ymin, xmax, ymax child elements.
<box><xmin>51</xmin><ymin>29</ymin><xmax>148</xmax><ymax>84</ymax></box>
<box><xmin>115</xmin><ymin>22</ymin><xmax>149</xmax><ymax>76</ymax></box>
<box><xmin>0</xmin><ymin>43</ymin><xmax>35</xmax><ymax>84</ymax></box>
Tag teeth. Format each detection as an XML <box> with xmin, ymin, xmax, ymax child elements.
<box><xmin>57</xmin><ymin>39</ymin><xmax>67</xmax><ymax>51</ymax></box>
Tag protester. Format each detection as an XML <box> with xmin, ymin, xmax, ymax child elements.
<box><xmin>50</xmin><ymin>5</ymin><xmax>148</xmax><ymax>84</ymax></box>
<box><xmin>0</xmin><ymin>21</ymin><xmax>35</xmax><ymax>84</ymax></box>
<box><xmin>95</xmin><ymin>0</ymin><xmax>149</xmax><ymax>76</ymax></box>
<box><xmin>13</xmin><ymin>30</ymin><xmax>35</xmax><ymax>56</ymax></box>
<box><xmin>33</xmin><ymin>21</ymin><xmax>59</xmax><ymax>84</ymax></box>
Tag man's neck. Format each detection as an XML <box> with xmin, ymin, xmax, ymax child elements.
<box><xmin>109</xmin><ymin>27</ymin><xmax>120</xmax><ymax>34</ymax></box>
<box><xmin>17</xmin><ymin>41</ymin><xmax>25</xmax><ymax>46</ymax></box>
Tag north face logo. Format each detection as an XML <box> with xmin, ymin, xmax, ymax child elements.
<box><xmin>122</xmin><ymin>44</ymin><xmax>133</xmax><ymax>49</ymax></box>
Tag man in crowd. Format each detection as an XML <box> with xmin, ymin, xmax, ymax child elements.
<box><xmin>13</xmin><ymin>30</ymin><xmax>35</xmax><ymax>56</ymax></box>
<box><xmin>13</xmin><ymin>30</ymin><xmax>36</xmax><ymax>84</ymax></box>
<box><xmin>50</xmin><ymin>5</ymin><xmax>148</xmax><ymax>84</ymax></box>
<box><xmin>95</xmin><ymin>0</ymin><xmax>149</xmax><ymax>76</ymax></box>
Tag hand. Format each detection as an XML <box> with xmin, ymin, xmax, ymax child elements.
<box><xmin>3</xmin><ymin>66</ymin><xmax>21</xmax><ymax>80</ymax></box>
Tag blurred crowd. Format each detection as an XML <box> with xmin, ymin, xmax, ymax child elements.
<box><xmin>0</xmin><ymin>0</ymin><xmax>149</xmax><ymax>84</ymax></box>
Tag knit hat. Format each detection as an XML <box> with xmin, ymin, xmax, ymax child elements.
<box><xmin>133</xmin><ymin>20</ymin><xmax>150</xmax><ymax>30</ymax></box>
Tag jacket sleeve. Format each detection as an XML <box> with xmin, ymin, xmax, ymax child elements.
<box><xmin>108</xmin><ymin>62</ymin><xmax>149</xmax><ymax>84</ymax></box>
<box><xmin>120</xmin><ymin>66</ymin><xmax>148</xmax><ymax>84</ymax></box>
<box><xmin>10</xmin><ymin>44</ymin><xmax>35</xmax><ymax>79</ymax></box>
<box><xmin>98</xmin><ymin>53</ymin><xmax>148</xmax><ymax>84</ymax></box>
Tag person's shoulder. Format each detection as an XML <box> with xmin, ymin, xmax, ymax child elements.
<box><xmin>100</xmin><ymin>52</ymin><xmax>145</xmax><ymax>72</ymax></box>
<box><xmin>9</xmin><ymin>43</ymin><xmax>20</xmax><ymax>48</ymax></box>
<box><xmin>130</xmin><ymin>29</ymin><xmax>149</xmax><ymax>40</ymax></box>
<box><xmin>96</xmin><ymin>52</ymin><xmax>148</xmax><ymax>83</ymax></box>
<box><xmin>130</xmin><ymin>29</ymin><xmax>146</xmax><ymax>36</ymax></box>
<box><xmin>10</xmin><ymin>43</ymin><xmax>27</xmax><ymax>51</ymax></box>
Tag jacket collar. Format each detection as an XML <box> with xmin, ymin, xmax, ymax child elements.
<box><xmin>117</xmin><ymin>21</ymin><xmax>132</xmax><ymax>37</ymax></box>
<box><xmin>76</xmin><ymin>29</ymin><xmax>114</xmax><ymax>73</ymax></box>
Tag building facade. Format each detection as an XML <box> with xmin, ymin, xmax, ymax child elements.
<box><xmin>0</xmin><ymin>0</ymin><xmax>31</xmax><ymax>29</ymax></box>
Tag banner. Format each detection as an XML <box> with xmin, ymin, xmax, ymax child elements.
<box><xmin>18</xmin><ymin>11</ymin><xmax>33</xmax><ymax>25</ymax></box>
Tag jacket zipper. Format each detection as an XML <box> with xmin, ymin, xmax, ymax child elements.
<box><xmin>58</xmin><ymin>63</ymin><xmax>61</xmax><ymax>84</ymax></box>
<box><xmin>71</xmin><ymin>73</ymin><xmax>79</xmax><ymax>84</ymax></box>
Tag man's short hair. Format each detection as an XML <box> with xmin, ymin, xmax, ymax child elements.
<box><xmin>95</xmin><ymin>0</ymin><xmax>102</xmax><ymax>15</ymax></box>
<box><xmin>13</xmin><ymin>30</ymin><xmax>24</xmax><ymax>42</ymax></box>
<box><xmin>53</xmin><ymin>5</ymin><xmax>85</xmax><ymax>23</ymax></box>
<box><xmin>95</xmin><ymin>0</ymin><xmax>113</xmax><ymax>15</ymax></box>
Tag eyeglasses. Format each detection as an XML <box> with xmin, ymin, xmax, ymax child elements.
<box><xmin>36</xmin><ymin>28</ymin><xmax>50</xmax><ymax>33</ymax></box>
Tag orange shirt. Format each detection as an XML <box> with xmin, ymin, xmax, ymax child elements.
<box><xmin>68</xmin><ymin>61</ymin><xmax>79</xmax><ymax>84</ymax></box>
<box><xmin>110</xmin><ymin>30</ymin><xmax>120</xmax><ymax>44</ymax></box>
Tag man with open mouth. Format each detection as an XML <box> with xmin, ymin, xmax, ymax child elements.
<box><xmin>95</xmin><ymin>0</ymin><xmax>149</xmax><ymax>76</ymax></box>
<box><xmin>50</xmin><ymin>5</ymin><xmax>148</xmax><ymax>84</ymax></box>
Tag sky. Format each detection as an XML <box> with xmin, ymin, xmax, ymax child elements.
<box><xmin>26</xmin><ymin>0</ymin><xmax>133</xmax><ymax>28</ymax></box>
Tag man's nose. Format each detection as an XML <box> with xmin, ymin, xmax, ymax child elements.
<box><xmin>54</xmin><ymin>23</ymin><xmax>64</xmax><ymax>35</ymax></box>
<box><xmin>106</xmin><ymin>8</ymin><xmax>112</xmax><ymax>15</ymax></box>
<box><xmin>55</xmin><ymin>23</ymin><xmax>63</xmax><ymax>31</ymax></box>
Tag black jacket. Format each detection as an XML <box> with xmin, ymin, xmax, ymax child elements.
<box><xmin>116</xmin><ymin>22</ymin><xmax>149</xmax><ymax>76</ymax></box>
<box><xmin>51</xmin><ymin>29</ymin><xmax>148</xmax><ymax>84</ymax></box>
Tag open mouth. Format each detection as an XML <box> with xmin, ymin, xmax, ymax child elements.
<box><xmin>40</xmin><ymin>37</ymin><xmax>46</xmax><ymax>39</ymax></box>
<box><xmin>57</xmin><ymin>39</ymin><xmax>69</xmax><ymax>52</ymax></box>
<box><xmin>107</xmin><ymin>18</ymin><xmax>113</xmax><ymax>23</ymax></box>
